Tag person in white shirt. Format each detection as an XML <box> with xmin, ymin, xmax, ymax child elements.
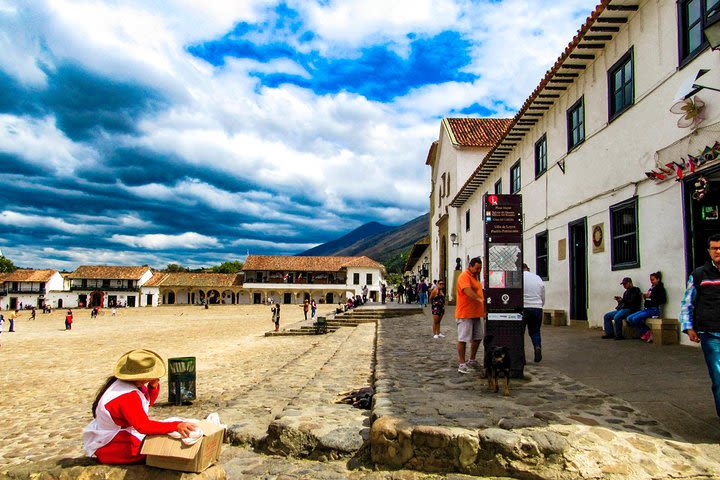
<box><xmin>523</xmin><ymin>263</ymin><xmax>545</xmax><ymax>363</ymax></box>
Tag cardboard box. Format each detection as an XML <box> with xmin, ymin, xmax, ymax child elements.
<box><xmin>141</xmin><ymin>420</ymin><xmax>225</xmax><ymax>473</ymax></box>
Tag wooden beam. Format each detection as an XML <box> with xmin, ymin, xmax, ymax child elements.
<box><xmin>528</xmin><ymin>106</ymin><xmax>550</xmax><ymax>110</ymax></box>
<box><xmin>538</xmin><ymin>94</ymin><xmax>560</xmax><ymax>98</ymax></box>
<box><xmin>590</xmin><ymin>26</ymin><xmax>620</xmax><ymax>32</ymax></box>
<box><xmin>555</xmin><ymin>72</ymin><xmax>579</xmax><ymax>77</ymax></box>
<box><xmin>549</xmin><ymin>78</ymin><xmax>574</xmax><ymax>83</ymax></box>
<box><xmin>607</xmin><ymin>5</ymin><xmax>639</xmax><ymax>11</ymax></box>
<box><xmin>511</xmin><ymin>127</ymin><xmax>531</xmax><ymax>131</ymax></box>
<box><xmin>545</xmin><ymin>86</ymin><xmax>567</xmax><ymax>90</ymax></box>
<box><xmin>533</xmin><ymin>101</ymin><xmax>555</xmax><ymax>105</ymax></box>
<box><xmin>597</xmin><ymin>17</ymin><xmax>628</xmax><ymax>24</ymax></box>
<box><xmin>583</xmin><ymin>34</ymin><xmax>612</xmax><ymax>41</ymax></box>
<box><xmin>570</xmin><ymin>53</ymin><xmax>595</xmax><ymax>60</ymax></box>
<box><xmin>524</xmin><ymin>112</ymin><xmax>544</xmax><ymax>117</ymax></box>
<box><xmin>577</xmin><ymin>43</ymin><xmax>605</xmax><ymax>49</ymax></box>
<box><xmin>561</xmin><ymin>64</ymin><xmax>587</xmax><ymax>70</ymax></box>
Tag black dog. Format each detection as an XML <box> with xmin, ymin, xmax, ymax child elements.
<box><xmin>483</xmin><ymin>335</ymin><xmax>512</xmax><ymax>396</ymax></box>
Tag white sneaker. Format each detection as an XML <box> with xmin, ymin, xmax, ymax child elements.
<box><xmin>433</xmin><ymin>334</ymin><xmax>440</xmax><ymax>339</ymax></box>
<box><xmin>458</xmin><ymin>363</ymin><xmax>471</xmax><ymax>374</ymax></box>
<box><xmin>438</xmin><ymin>332</ymin><xmax>445</xmax><ymax>338</ymax></box>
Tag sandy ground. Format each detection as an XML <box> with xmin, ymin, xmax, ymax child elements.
<box><xmin>0</xmin><ymin>304</ymin><xmax>335</xmax><ymax>467</ymax></box>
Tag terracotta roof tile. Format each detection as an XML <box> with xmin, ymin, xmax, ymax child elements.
<box><xmin>445</xmin><ymin>118</ymin><xmax>513</xmax><ymax>147</ymax></box>
<box><xmin>2</xmin><ymin>269</ymin><xmax>58</xmax><ymax>283</ymax></box>
<box><xmin>66</xmin><ymin>265</ymin><xmax>151</xmax><ymax>280</ymax></box>
<box><xmin>148</xmin><ymin>272</ymin><xmax>243</xmax><ymax>288</ymax></box>
<box><xmin>242</xmin><ymin>255</ymin><xmax>384</xmax><ymax>272</ymax></box>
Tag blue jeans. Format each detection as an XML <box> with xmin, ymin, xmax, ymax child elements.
<box><xmin>419</xmin><ymin>292</ymin><xmax>427</xmax><ymax>306</ymax></box>
<box><xmin>603</xmin><ymin>308</ymin><xmax>631</xmax><ymax>337</ymax></box>
<box><xmin>625</xmin><ymin>307</ymin><xmax>661</xmax><ymax>335</ymax></box>
<box><xmin>522</xmin><ymin>308</ymin><xmax>543</xmax><ymax>348</ymax></box>
<box><xmin>700</xmin><ymin>332</ymin><xmax>720</xmax><ymax>417</ymax></box>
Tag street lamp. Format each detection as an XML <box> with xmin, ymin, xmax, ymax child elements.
<box><xmin>450</xmin><ymin>233</ymin><xmax>459</xmax><ymax>246</ymax></box>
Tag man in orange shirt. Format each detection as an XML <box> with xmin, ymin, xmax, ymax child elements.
<box><xmin>456</xmin><ymin>257</ymin><xmax>486</xmax><ymax>374</ymax></box>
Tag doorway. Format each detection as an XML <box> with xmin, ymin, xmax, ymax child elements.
<box><xmin>283</xmin><ymin>293</ymin><xmax>292</xmax><ymax>304</ymax></box>
<box><xmin>253</xmin><ymin>293</ymin><xmax>262</xmax><ymax>304</ymax></box>
<box><xmin>569</xmin><ymin>218</ymin><xmax>588</xmax><ymax>321</ymax></box>
<box><xmin>90</xmin><ymin>291</ymin><xmax>104</xmax><ymax>308</ymax></box>
<box><xmin>57</xmin><ymin>298</ymin><xmax>63</xmax><ymax>309</ymax></box>
<box><xmin>684</xmin><ymin>171</ymin><xmax>720</xmax><ymax>273</ymax></box>
<box><xmin>146</xmin><ymin>294</ymin><xmax>153</xmax><ymax>306</ymax></box>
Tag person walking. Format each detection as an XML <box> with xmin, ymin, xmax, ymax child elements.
<box><xmin>381</xmin><ymin>283</ymin><xmax>387</xmax><ymax>304</ymax></box>
<box><xmin>397</xmin><ymin>283</ymin><xmax>405</xmax><ymax>304</ymax></box>
<box><xmin>301</xmin><ymin>299</ymin><xmax>309</xmax><ymax>321</ymax></box>
<box><xmin>310</xmin><ymin>298</ymin><xmax>317</xmax><ymax>319</ymax></box>
<box><xmin>30</xmin><ymin>307</ymin><xmax>36</xmax><ymax>321</ymax></box>
<box><xmin>681</xmin><ymin>233</ymin><xmax>720</xmax><ymax>417</ymax></box>
<box><xmin>626</xmin><ymin>271</ymin><xmax>667</xmax><ymax>343</ymax></box>
<box><xmin>65</xmin><ymin>309</ymin><xmax>73</xmax><ymax>330</ymax></box>
<box><xmin>602</xmin><ymin>277</ymin><xmax>642</xmax><ymax>340</ymax></box>
<box><xmin>455</xmin><ymin>257</ymin><xmax>485</xmax><ymax>374</ymax></box>
<box><xmin>271</xmin><ymin>303</ymin><xmax>280</xmax><ymax>332</ymax></box>
<box><xmin>429</xmin><ymin>279</ymin><xmax>446</xmax><ymax>339</ymax></box>
<box><xmin>8</xmin><ymin>309</ymin><xmax>18</xmax><ymax>332</ymax></box>
<box><xmin>0</xmin><ymin>313</ymin><xmax>4</xmax><ymax>347</ymax></box>
<box><xmin>522</xmin><ymin>264</ymin><xmax>545</xmax><ymax>363</ymax></box>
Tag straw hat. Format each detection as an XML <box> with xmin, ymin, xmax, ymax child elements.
<box><xmin>114</xmin><ymin>349</ymin><xmax>166</xmax><ymax>380</ymax></box>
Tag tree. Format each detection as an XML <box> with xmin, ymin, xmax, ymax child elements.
<box><xmin>0</xmin><ymin>256</ymin><xmax>16</xmax><ymax>273</ymax></box>
<box><xmin>211</xmin><ymin>261</ymin><xmax>244</xmax><ymax>274</ymax></box>
<box><xmin>385</xmin><ymin>273</ymin><xmax>404</xmax><ymax>286</ymax></box>
<box><xmin>164</xmin><ymin>263</ymin><xmax>188</xmax><ymax>272</ymax></box>
<box><xmin>384</xmin><ymin>250</ymin><xmax>409</xmax><ymax>274</ymax></box>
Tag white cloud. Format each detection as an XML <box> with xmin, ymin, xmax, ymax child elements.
<box><xmin>0</xmin><ymin>210</ymin><xmax>97</xmax><ymax>234</ymax></box>
<box><xmin>109</xmin><ymin>232</ymin><xmax>219</xmax><ymax>250</ymax></box>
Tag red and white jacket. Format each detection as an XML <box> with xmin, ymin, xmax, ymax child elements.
<box><xmin>83</xmin><ymin>379</ymin><xmax>180</xmax><ymax>464</ymax></box>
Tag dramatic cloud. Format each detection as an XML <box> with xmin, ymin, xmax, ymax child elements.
<box><xmin>0</xmin><ymin>0</ymin><xmax>598</xmax><ymax>269</ymax></box>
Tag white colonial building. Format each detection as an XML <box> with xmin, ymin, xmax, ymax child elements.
<box><xmin>0</xmin><ymin>269</ymin><xmax>64</xmax><ymax>310</ymax></box>
<box><xmin>141</xmin><ymin>272</ymin><xmax>244</xmax><ymax>306</ymax></box>
<box><xmin>241</xmin><ymin>255</ymin><xmax>385</xmax><ymax>304</ymax></box>
<box><xmin>65</xmin><ymin>266</ymin><xmax>153</xmax><ymax>308</ymax></box>
<box><xmin>430</xmin><ymin>0</ymin><xmax>720</xmax><ymax>344</ymax></box>
<box><xmin>427</xmin><ymin>117</ymin><xmax>510</xmax><ymax>301</ymax></box>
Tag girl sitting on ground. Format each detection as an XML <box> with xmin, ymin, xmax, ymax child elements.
<box><xmin>83</xmin><ymin>349</ymin><xmax>196</xmax><ymax>464</ymax></box>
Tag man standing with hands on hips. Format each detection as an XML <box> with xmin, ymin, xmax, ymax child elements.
<box><xmin>681</xmin><ymin>233</ymin><xmax>720</xmax><ymax>417</ymax></box>
<box><xmin>456</xmin><ymin>257</ymin><xmax>486</xmax><ymax>374</ymax></box>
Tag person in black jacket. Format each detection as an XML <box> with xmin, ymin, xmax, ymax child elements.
<box><xmin>602</xmin><ymin>277</ymin><xmax>642</xmax><ymax>340</ymax></box>
<box><xmin>681</xmin><ymin>233</ymin><xmax>720</xmax><ymax>416</ymax></box>
<box><xmin>626</xmin><ymin>272</ymin><xmax>667</xmax><ymax>343</ymax></box>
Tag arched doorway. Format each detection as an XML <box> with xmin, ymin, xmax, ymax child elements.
<box><xmin>207</xmin><ymin>290</ymin><xmax>220</xmax><ymax>304</ymax></box>
<box><xmin>57</xmin><ymin>298</ymin><xmax>63</xmax><ymax>308</ymax></box>
<box><xmin>325</xmin><ymin>292</ymin><xmax>334</xmax><ymax>304</ymax></box>
<box><xmin>167</xmin><ymin>291</ymin><xmax>176</xmax><ymax>305</ymax></box>
<box><xmin>90</xmin><ymin>291</ymin><xmax>104</xmax><ymax>308</ymax></box>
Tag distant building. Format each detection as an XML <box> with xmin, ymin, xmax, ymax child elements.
<box><xmin>0</xmin><ymin>269</ymin><xmax>64</xmax><ymax>310</ymax></box>
<box><xmin>403</xmin><ymin>237</ymin><xmax>430</xmax><ymax>285</ymax></box>
<box><xmin>141</xmin><ymin>272</ymin><xmax>243</xmax><ymax>306</ymax></box>
<box><xmin>241</xmin><ymin>255</ymin><xmax>385</xmax><ymax>304</ymax></box>
<box><xmin>65</xmin><ymin>266</ymin><xmax>153</xmax><ymax>308</ymax></box>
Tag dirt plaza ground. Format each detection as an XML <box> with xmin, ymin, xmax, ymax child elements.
<box><xmin>0</xmin><ymin>304</ymin><xmax>338</xmax><ymax>467</ymax></box>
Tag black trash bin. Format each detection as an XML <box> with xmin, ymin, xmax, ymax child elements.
<box><xmin>168</xmin><ymin>357</ymin><xmax>196</xmax><ymax>405</ymax></box>
<box><xmin>486</xmin><ymin>318</ymin><xmax>525</xmax><ymax>378</ymax></box>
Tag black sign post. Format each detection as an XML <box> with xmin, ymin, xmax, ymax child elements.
<box><xmin>483</xmin><ymin>194</ymin><xmax>525</xmax><ymax>377</ymax></box>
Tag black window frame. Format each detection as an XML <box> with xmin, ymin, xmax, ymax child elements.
<box><xmin>366</xmin><ymin>273</ymin><xmax>372</xmax><ymax>284</ymax></box>
<box><xmin>494</xmin><ymin>178</ymin><xmax>502</xmax><ymax>194</ymax></box>
<box><xmin>567</xmin><ymin>97</ymin><xmax>585</xmax><ymax>151</ymax></box>
<box><xmin>535</xmin><ymin>134</ymin><xmax>547</xmax><ymax>178</ymax></box>
<box><xmin>535</xmin><ymin>230</ymin><xmax>549</xmax><ymax>280</ymax></box>
<box><xmin>610</xmin><ymin>197</ymin><xmax>640</xmax><ymax>270</ymax></box>
<box><xmin>607</xmin><ymin>48</ymin><xmax>634</xmax><ymax>121</ymax></box>
<box><xmin>465</xmin><ymin>209</ymin><xmax>471</xmax><ymax>232</ymax></box>
<box><xmin>678</xmin><ymin>0</ymin><xmax>720</xmax><ymax>67</ymax></box>
<box><xmin>353</xmin><ymin>273</ymin><xmax>360</xmax><ymax>285</ymax></box>
<box><xmin>510</xmin><ymin>160</ymin><xmax>521</xmax><ymax>194</ymax></box>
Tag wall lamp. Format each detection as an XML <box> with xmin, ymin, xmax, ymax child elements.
<box><xmin>450</xmin><ymin>233</ymin><xmax>459</xmax><ymax>246</ymax></box>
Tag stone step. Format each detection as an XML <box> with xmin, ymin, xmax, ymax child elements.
<box><xmin>261</xmin><ymin>323</ymin><xmax>375</xmax><ymax>460</ymax></box>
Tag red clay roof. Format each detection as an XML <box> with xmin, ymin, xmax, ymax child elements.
<box><xmin>2</xmin><ymin>269</ymin><xmax>58</xmax><ymax>283</ymax></box>
<box><xmin>452</xmin><ymin>0</ymin><xmax>615</xmax><ymax>207</ymax></box>
<box><xmin>144</xmin><ymin>272</ymin><xmax>243</xmax><ymax>288</ymax></box>
<box><xmin>243</xmin><ymin>255</ymin><xmax>384</xmax><ymax>272</ymax></box>
<box><xmin>445</xmin><ymin>118</ymin><xmax>513</xmax><ymax>148</ymax></box>
<box><xmin>66</xmin><ymin>266</ymin><xmax>150</xmax><ymax>280</ymax></box>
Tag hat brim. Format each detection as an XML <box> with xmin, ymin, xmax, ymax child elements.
<box><xmin>114</xmin><ymin>349</ymin><xmax>166</xmax><ymax>380</ymax></box>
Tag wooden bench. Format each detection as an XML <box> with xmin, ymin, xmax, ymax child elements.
<box><xmin>543</xmin><ymin>309</ymin><xmax>567</xmax><ymax>326</ymax></box>
<box><xmin>622</xmin><ymin>318</ymin><xmax>679</xmax><ymax>345</ymax></box>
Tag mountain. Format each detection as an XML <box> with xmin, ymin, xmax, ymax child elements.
<box><xmin>299</xmin><ymin>213</ymin><xmax>429</xmax><ymax>271</ymax></box>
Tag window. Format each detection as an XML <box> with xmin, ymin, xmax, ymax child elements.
<box><xmin>494</xmin><ymin>178</ymin><xmax>502</xmax><ymax>194</ymax></box>
<box><xmin>610</xmin><ymin>197</ymin><xmax>640</xmax><ymax>269</ymax></box>
<box><xmin>510</xmin><ymin>161</ymin><xmax>521</xmax><ymax>194</ymax></box>
<box><xmin>353</xmin><ymin>273</ymin><xmax>360</xmax><ymax>285</ymax></box>
<box><xmin>465</xmin><ymin>210</ymin><xmax>471</xmax><ymax>232</ymax></box>
<box><xmin>608</xmin><ymin>49</ymin><xmax>634</xmax><ymax>120</ymax></box>
<box><xmin>535</xmin><ymin>231</ymin><xmax>549</xmax><ymax>280</ymax></box>
<box><xmin>366</xmin><ymin>273</ymin><xmax>372</xmax><ymax>284</ymax></box>
<box><xmin>567</xmin><ymin>97</ymin><xmax>585</xmax><ymax>150</ymax></box>
<box><xmin>535</xmin><ymin>134</ymin><xmax>547</xmax><ymax>177</ymax></box>
<box><xmin>679</xmin><ymin>0</ymin><xmax>720</xmax><ymax>64</ymax></box>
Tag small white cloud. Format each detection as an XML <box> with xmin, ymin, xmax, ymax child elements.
<box><xmin>109</xmin><ymin>232</ymin><xmax>220</xmax><ymax>250</ymax></box>
<box><xmin>0</xmin><ymin>210</ymin><xmax>97</xmax><ymax>234</ymax></box>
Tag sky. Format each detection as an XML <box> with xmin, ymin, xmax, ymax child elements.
<box><xmin>0</xmin><ymin>0</ymin><xmax>598</xmax><ymax>270</ymax></box>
